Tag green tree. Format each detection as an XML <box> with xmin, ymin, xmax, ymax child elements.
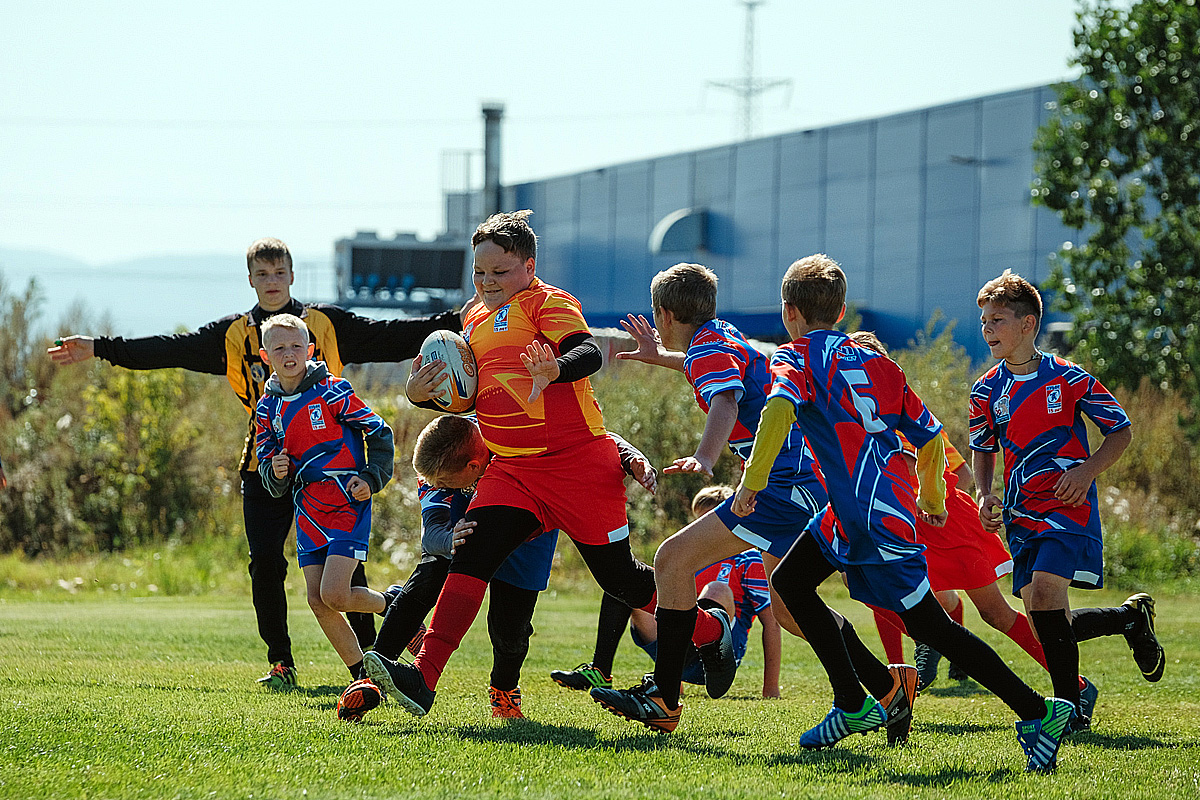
<box><xmin>1032</xmin><ymin>0</ymin><xmax>1200</xmax><ymax>424</ymax></box>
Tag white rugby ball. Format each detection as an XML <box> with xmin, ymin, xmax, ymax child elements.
<box><xmin>416</xmin><ymin>330</ymin><xmax>477</xmax><ymax>413</ymax></box>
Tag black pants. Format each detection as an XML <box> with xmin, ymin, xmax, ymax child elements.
<box><xmin>374</xmin><ymin>551</ymin><xmax>539</xmax><ymax>689</ymax></box>
<box><xmin>241</xmin><ymin>470</ymin><xmax>374</xmax><ymax>666</ymax></box>
<box><xmin>452</xmin><ymin>505</ymin><xmax>656</xmax><ymax>611</ymax></box>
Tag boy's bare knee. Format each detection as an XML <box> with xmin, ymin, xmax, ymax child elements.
<box><xmin>320</xmin><ymin>585</ymin><xmax>352</xmax><ymax>611</ymax></box>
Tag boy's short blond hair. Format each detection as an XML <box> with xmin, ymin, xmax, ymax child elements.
<box><xmin>977</xmin><ymin>270</ymin><xmax>1043</xmax><ymax>327</ymax></box>
<box><xmin>650</xmin><ymin>263</ymin><xmax>718</xmax><ymax>325</ymax></box>
<box><xmin>412</xmin><ymin>415</ymin><xmax>486</xmax><ymax>482</ymax></box>
<box><xmin>782</xmin><ymin>254</ymin><xmax>846</xmax><ymax>326</ymax></box>
<box><xmin>260</xmin><ymin>313</ymin><xmax>308</xmax><ymax>349</ymax></box>
<box><xmin>247</xmin><ymin>237</ymin><xmax>293</xmax><ymax>271</ymax></box>
<box><xmin>691</xmin><ymin>485</ymin><xmax>734</xmax><ymax>517</ymax></box>
<box><xmin>848</xmin><ymin>330</ymin><xmax>888</xmax><ymax>356</ymax></box>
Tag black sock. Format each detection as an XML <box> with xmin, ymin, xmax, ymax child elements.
<box><xmin>901</xmin><ymin>592</ymin><xmax>1045</xmax><ymax>721</ymax></box>
<box><xmin>592</xmin><ymin>593</ymin><xmax>632</xmax><ymax>677</ymax></box>
<box><xmin>1071</xmin><ymin>605</ymin><xmax>1137</xmax><ymax>641</ymax></box>
<box><xmin>1030</xmin><ymin>609</ymin><xmax>1080</xmax><ymax>709</ymax></box>
<box><xmin>653</xmin><ymin>607</ymin><xmax>697</xmax><ymax>709</ymax></box>
<box><xmin>780</xmin><ymin>589</ymin><xmax>866</xmax><ymax>711</ymax></box>
<box><xmin>488</xmin><ymin>582</ymin><xmax>538</xmax><ymax>691</ymax></box>
<box><xmin>840</xmin><ymin>620</ymin><xmax>894</xmax><ymax>700</ymax></box>
<box><xmin>349</xmin><ymin>660</ymin><xmax>364</xmax><ymax>681</ymax></box>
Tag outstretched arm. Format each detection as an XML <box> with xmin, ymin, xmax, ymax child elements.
<box><xmin>665</xmin><ymin>389</ymin><xmax>738</xmax><ymax>476</ymax></box>
<box><xmin>615</xmin><ymin>314</ymin><xmax>686</xmax><ymax>372</ymax></box>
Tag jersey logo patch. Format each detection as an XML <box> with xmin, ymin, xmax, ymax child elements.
<box><xmin>717</xmin><ymin>563</ymin><xmax>734</xmax><ymax>582</ymax></box>
<box><xmin>308</xmin><ymin>403</ymin><xmax>326</xmax><ymax>430</ymax></box>
<box><xmin>1046</xmin><ymin>384</ymin><xmax>1062</xmax><ymax>414</ymax></box>
<box><xmin>250</xmin><ymin>363</ymin><xmax>267</xmax><ymax>383</ymax></box>
<box><xmin>993</xmin><ymin>394</ymin><xmax>1011</xmax><ymax>424</ymax></box>
<box><xmin>493</xmin><ymin>305</ymin><xmax>510</xmax><ymax>332</ymax></box>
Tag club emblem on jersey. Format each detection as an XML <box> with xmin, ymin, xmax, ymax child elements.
<box><xmin>272</xmin><ymin>416</ymin><xmax>285</xmax><ymax>437</ymax></box>
<box><xmin>1046</xmin><ymin>384</ymin><xmax>1062</xmax><ymax>414</ymax></box>
<box><xmin>717</xmin><ymin>563</ymin><xmax>733</xmax><ymax>582</ymax></box>
<box><xmin>308</xmin><ymin>403</ymin><xmax>326</xmax><ymax>430</ymax></box>
<box><xmin>493</xmin><ymin>305</ymin><xmax>510</xmax><ymax>332</ymax></box>
<box><xmin>251</xmin><ymin>363</ymin><xmax>267</xmax><ymax>383</ymax></box>
<box><xmin>994</xmin><ymin>394</ymin><xmax>1011</xmax><ymax>424</ymax></box>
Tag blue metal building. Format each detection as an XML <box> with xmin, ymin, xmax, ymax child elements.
<box><xmin>444</xmin><ymin>84</ymin><xmax>1076</xmax><ymax>362</ymax></box>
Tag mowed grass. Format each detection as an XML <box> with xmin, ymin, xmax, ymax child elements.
<box><xmin>1</xmin><ymin>584</ymin><xmax>1198</xmax><ymax>800</ymax></box>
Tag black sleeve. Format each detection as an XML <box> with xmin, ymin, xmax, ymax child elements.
<box><xmin>320</xmin><ymin>305</ymin><xmax>462</xmax><ymax>365</ymax></box>
<box><xmin>608</xmin><ymin>431</ymin><xmax>651</xmax><ymax>477</ymax></box>
<box><xmin>91</xmin><ymin>315</ymin><xmax>235</xmax><ymax>375</ymax></box>
<box><xmin>551</xmin><ymin>332</ymin><xmax>602</xmax><ymax>384</ymax></box>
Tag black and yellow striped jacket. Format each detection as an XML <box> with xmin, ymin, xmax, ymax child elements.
<box><xmin>93</xmin><ymin>299</ymin><xmax>459</xmax><ymax>471</ymax></box>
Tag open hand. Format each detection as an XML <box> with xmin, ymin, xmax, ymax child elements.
<box><xmin>406</xmin><ymin>354</ymin><xmax>450</xmax><ymax>404</ymax></box>
<box><xmin>520</xmin><ymin>342</ymin><xmax>560</xmax><ymax>402</ymax></box>
<box><xmin>663</xmin><ymin>455</ymin><xmax>713</xmax><ymax>477</ymax></box>
<box><xmin>450</xmin><ymin>517</ymin><xmax>476</xmax><ymax>555</ymax></box>
<box><xmin>616</xmin><ymin>314</ymin><xmax>666</xmax><ymax>364</ymax></box>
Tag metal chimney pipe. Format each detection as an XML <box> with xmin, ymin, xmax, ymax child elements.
<box><xmin>482</xmin><ymin>102</ymin><xmax>505</xmax><ymax>217</ymax></box>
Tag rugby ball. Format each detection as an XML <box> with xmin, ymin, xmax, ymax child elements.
<box><xmin>416</xmin><ymin>330</ymin><xmax>477</xmax><ymax>413</ymax></box>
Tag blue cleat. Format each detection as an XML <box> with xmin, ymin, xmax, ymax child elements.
<box><xmin>1016</xmin><ymin>697</ymin><xmax>1074</xmax><ymax>772</ymax></box>
<box><xmin>1069</xmin><ymin>676</ymin><xmax>1099</xmax><ymax>734</ymax></box>
<box><xmin>799</xmin><ymin>696</ymin><xmax>887</xmax><ymax>750</ymax></box>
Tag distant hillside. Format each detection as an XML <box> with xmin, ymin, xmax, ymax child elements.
<box><xmin>0</xmin><ymin>248</ymin><xmax>335</xmax><ymax>336</ymax></box>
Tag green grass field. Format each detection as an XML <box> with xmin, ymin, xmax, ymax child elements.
<box><xmin>2</xmin><ymin>585</ymin><xmax>1197</xmax><ymax>799</ymax></box>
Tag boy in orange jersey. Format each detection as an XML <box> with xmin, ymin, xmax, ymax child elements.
<box><xmin>368</xmin><ymin>211</ymin><xmax>736</xmax><ymax>719</ymax></box>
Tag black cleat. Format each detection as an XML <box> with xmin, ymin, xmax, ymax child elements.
<box><xmin>590</xmin><ymin>674</ymin><xmax>682</xmax><ymax>733</ymax></box>
<box><xmin>550</xmin><ymin>662</ymin><xmax>613</xmax><ymax>691</ymax></box>
<box><xmin>362</xmin><ymin>651</ymin><xmax>436</xmax><ymax>716</ymax></box>
<box><xmin>695</xmin><ymin>606</ymin><xmax>737</xmax><ymax>699</ymax></box>
<box><xmin>1122</xmin><ymin>593</ymin><xmax>1165</xmax><ymax>682</ymax></box>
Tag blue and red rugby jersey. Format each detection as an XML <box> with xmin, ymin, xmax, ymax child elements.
<box><xmin>766</xmin><ymin>329</ymin><xmax>943</xmax><ymax>566</ymax></box>
<box><xmin>693</xmin><ymin>549</ymin><xmax>772</xmax><ymax>632</ymax></box>
<box><xmin>255</xmin><ymin>362</ymin><xmax>393</xmax><ymax>553</ymax></box>
<box><xmin>968</xmin><ymin>354</ymin><xmax>1130</xmax><ymax>542</ymax></box>
<box><xmin>684</xmin><ymin>319</ymin><xmax>825</xmax><ymax>505</ymax></box>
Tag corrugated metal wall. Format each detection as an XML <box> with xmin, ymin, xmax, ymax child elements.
<box><xmin>468</xmin><ymin>85</ymin><xmax>1075</xmax><ymax>362</ymax></box>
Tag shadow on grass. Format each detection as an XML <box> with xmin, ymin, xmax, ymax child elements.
<box><xmin>918</xmin><ymin>720</ymin><xmax>1008</xmax><ymax>736</ymax></box>
<box><xmin>1064</xmin><ymin>729</ymin><xmax>1179</xmax><ymax>751</ymax></box>
<box><xmin>920</xmin><ymin>680</ymin><xmax>988</xmax><ymax>699</ymax></box>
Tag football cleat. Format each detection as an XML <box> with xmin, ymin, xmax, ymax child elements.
<box><xmin>406</xmin><ymin>623</ymin><xmax>427</xmax><ymax>657</ymax></box>
<box><xmin>488</xmin><ymin>686</ymin><xmax>524</xmax><ymax>718</ymax></box>
<box><xmin>1016</xmin><ymin>697</ymin><xmax>1074</xmax><ymax>773</ymax></box>
<box><xmin>550</xmin><ymin>662</ymin><xmax>613</xmax><ymax>691</ymax></box>
<box><xmin>362</xmin><ymin>652</ymin><xmax>436</xmax><ymax>717</ymax></box>
<box><xmin>1069</xmin><ymin>675</ymin><xmax>1099</xmax><ymax>734</ymax></box>
<box><xmin>947</xmin><ymin>661</ymin><xmax>969</xmax><ymax>682</ymax></box>
<box><xmin>256</xmin><ymin>662</ymin><xmax>297</xmax><ymax>690</ymax></box>
<box><xmin>590</xmin><ymin>674</ymin><xmax>682</xmax><ymax>733</ymax></box>
<box><xmin>337</xmin><ymin>678</ymin><xmax>382</xmax><ymax>722</ymax></box>
<box><xmin>799</xmin><ymin>696</ymin><xmax>888</xmax><ymax>750</ymax></box>
<box><xmin>913</xmin><ymin>641</ymin><xmax>942</xmax><ymax>693</ymax></box>
<box><xmin>1122</xmin><ymin>593</ymin><xmax>1165</xmax><ymax>682</ymax></box>
<box><xmin>695</xmin><ymin>607</ymin><xmax>737</xmax><ymax>699</ymax></box>
<box><xmin>880</xmin><ymin>664</ymin><xmax>919</xmax><ymax>746</ymax></box>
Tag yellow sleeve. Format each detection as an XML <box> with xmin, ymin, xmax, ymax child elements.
<box><xmin>915</xmin><ymin>433</ymin><xmax>948</xmax><ymax>516</ymax></box>
<box><xmin>942</xmin><ymin>432</ymin><xmax>966</xmax><ymax>474</ymax></box>
<box><xmin>742</xmin><ymin>397</ymin><xmax>796</xmax><ymax>491</ymax></box>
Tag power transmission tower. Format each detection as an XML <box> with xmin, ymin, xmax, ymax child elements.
<box><xmin>708</xmin><ymin>0</ymin><xmax>792</xmax><ymax>140</ymax></box>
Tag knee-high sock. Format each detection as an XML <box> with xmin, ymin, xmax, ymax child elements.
<box><xmin>901</xmin><ymin>592</ymin><xmax>1045</xmax><ymax>721</ymax></box>
<box><xmin>1004</xmin><ymin>613</ymin><xmax>1049</xmax><ymax>671</ymax></box>
<box><xmin>592</xmin><ymin>592</ymin><xmax>632</xmax><ymax>677</ymax></box>
<box><xmin>653</xmin><ymin>606</ymin><xmax>697</xmax><ymax>710</ymax></box>
<box><xmin>840</xmin><ymin>619</ymin><xmax>896</xmax><ymax>700</ymax></box>
<box><xmin>1030</xmin><ymin>609</ymin><xmax>1080</xmax><ymax>710</ymax></box>
<box><xmin>414</xmin><ymin>573</ymin><xmax>487</xmax><ymax>691</ymax></box>
<box><xmin>872</xmin><ymin>606</ymin><xmax>907</xmax><ymax>664</ymax></box>
<box><xmin>1071</xmin><ymin>605</ymin><xmax>1138</xmax><ymax>641</ymax></box>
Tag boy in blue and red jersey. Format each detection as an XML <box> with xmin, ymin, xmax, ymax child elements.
<box><xmin>970</xmin><ymin>270</ymin><xmax>1163</xmax><ymax>732</ymax></box>
<box><xmin>592</xmin><ymin>263</ymin><xmax>924</xmax><ymax>737</ymax></box>
<box><xmin>254</xmin><ymin>313</ymin><xmax>393</xmax><ymax>693</ymax></box>
<box><xmin>732</xmin><ymin>254</ymin><xmax>1073</xmax><ymax>772</ymax></box>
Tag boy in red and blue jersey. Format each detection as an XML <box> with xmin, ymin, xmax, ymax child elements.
<box><xmin>254</xmin><ymin>313</ymin><xmax>393</xmax><ymax>689</ymax></box>
<box><xmin>733</xmin><ymin>254</ymin><xmax>1072</xmax><ymax>772</ymax></box>
<box><xmin>590</xmin><ymin>263</ymin><xmax>835</xmax><ymax>733</ymax></box>
<box><xmin>970</xmin><ymin>270</ymin><xmax>1163</xmax><ymax>731</ymax></box>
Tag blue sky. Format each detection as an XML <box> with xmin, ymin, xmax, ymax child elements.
<box><xmin>2</xmin><ymin>1</ymin><xmax>1086</xmax><ymax>266</ymax></box>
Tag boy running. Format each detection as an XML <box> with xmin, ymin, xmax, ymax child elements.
<box><xmin>254</xmin><ymin>314</ymin><xmax>392</xmax><ymax>697</ymax></box>
<box><xmin>971</xmin><ymin>270</ymin><xmax>1163</xmax><ymax>731</ymax></box>
<box><xmin>733</xmin><ymin>255</ymin><xmax>1073</xmax><ymax>772</ymax></box>
<box><xmin>367</xmin><ymin>212</ymin><xmax>736</xmax><ymax>719</ymax></box>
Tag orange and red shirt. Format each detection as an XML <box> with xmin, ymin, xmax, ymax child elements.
<box><xmin>462</xmin><ymin>278</ymin><xmax>606</xmax><ymax>457</ymax></box>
